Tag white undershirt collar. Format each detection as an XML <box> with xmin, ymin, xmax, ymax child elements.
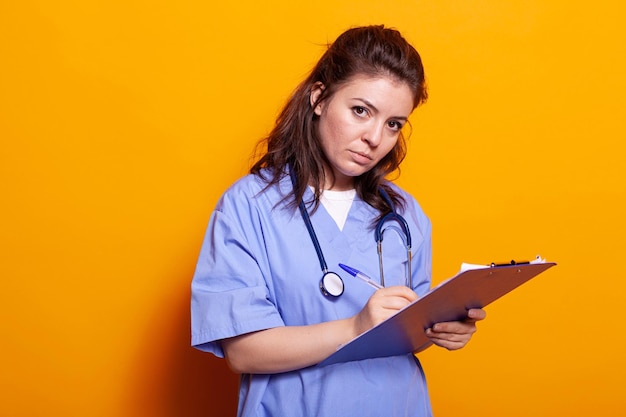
<box><xmin>319</xmin><ymin>188</ymin><xmax>356</xmax><ymax>231</ymax></box>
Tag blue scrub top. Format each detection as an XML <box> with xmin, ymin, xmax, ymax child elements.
<box><xmin>191</xmin><ymin>171</ymin><xmax>433</xmax><ymax>417</ymax></box>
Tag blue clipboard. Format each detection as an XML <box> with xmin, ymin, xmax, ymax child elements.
<box><xmin>318</xmin><ymin>262</ymin><xmax>557</xmax><ymax>367</ymax></box>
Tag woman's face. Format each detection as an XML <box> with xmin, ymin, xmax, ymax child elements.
<box><xmin>311</xmin><ymin>74</ymin><xmax>414</xmax><ymax>191</ymax></box>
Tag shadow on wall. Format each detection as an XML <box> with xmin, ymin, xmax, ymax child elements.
<box><xmin>128</xmin><ymin>280</ymin><xmax>239</xmax><ymax>417</ymax></box>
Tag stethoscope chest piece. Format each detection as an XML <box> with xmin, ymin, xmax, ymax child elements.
<box><xmin>319</xmin><ymin>271</ymin><xmax>344</xmax><ymax>298</ymax></box>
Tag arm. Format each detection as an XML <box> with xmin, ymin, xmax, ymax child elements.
<box><xmin>426</xmin><ymin>308</ymin><xmax>487</xmax><ymax>350</ymax></box>
<box><xmin>221</xmin><ymin>286</ymin><xmax>418</xmax><ymax>374</ymax></box>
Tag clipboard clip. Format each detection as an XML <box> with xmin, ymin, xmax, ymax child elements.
<box><xmin>489</xmin><ymin>259</ymin><xmax>530</xmax><ymax>268</ymax></box>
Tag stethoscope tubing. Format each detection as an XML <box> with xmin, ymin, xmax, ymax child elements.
<box><xmin>289</xmin><ymin>166</ymin><xmax>412</xmax><ymax>296</ymax></box>
<box><xmin>290</xmin><ymin>168</ymin><xmax>330</xmax><ymax>274</ymax></box>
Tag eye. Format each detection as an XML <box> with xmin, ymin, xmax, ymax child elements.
<box><xmin>387</xmin><ymin>120</ymin><xmax>404</xmax><ymax>132</ymax></box>
<box><xmin>352</xmin><ymin>106</ymin><xmax>369</xmax><ymax>117</ymax></box>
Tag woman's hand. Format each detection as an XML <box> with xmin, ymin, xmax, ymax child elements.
<box><xmin>426</xmin><ymin>308</ymin><xmax>487</xmax><ymax>350</ymax></box>
<box><xmin>353</xmin><ymin>286</ymin><xmax>418</xmax><ymax>335</ymax></box>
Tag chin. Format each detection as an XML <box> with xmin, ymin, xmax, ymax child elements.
<box><xmin>337</xmin><ymin>169</ymin><xmax>365</xmax><ymax>179</ymax></box>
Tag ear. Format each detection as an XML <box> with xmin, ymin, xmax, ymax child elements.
<box><xmin>309</xmin><ymin>82</ymin><xmax>325</xmax><ymax>116</ymax></box>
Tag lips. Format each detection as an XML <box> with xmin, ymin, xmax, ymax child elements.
<box><xmin>350</xmin><ymin>150</ymin><xmax>373</xmax><ymax>164</ymax></box>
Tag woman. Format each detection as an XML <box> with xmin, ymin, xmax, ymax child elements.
<box><xmin>191</xmin><ymin>25</ymin><xmax>486</xmax><ymax>416</ymax></box>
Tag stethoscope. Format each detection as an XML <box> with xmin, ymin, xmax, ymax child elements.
<box><xmin>290</xmin><ymin>168</ymin><xmax>413</xmax><ymax>298</ymax></box>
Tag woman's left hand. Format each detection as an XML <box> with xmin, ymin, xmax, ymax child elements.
<box><xmin>425</xmin><ymin>308</ymin><xmax>487</xmax><ymax>350</ymax></box>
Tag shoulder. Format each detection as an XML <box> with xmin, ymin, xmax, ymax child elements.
<box><xmin>384</xmin><ymin>182</ymin><xmax>423</xmax><ymax>210</ymax></box>
<box><xmin>383</xmin><ymin>181</ymin><xmax>430</xmax><ymax>224</ymax></box>
<box><xmin>218</xmin><ymin>173</ymin><xmax>265</xmax><ymax>202</ymax></box>
<box><xmin>216</xmin><ymin>170</ymin><xmax>290</xmax><ymax>213</ymax></box>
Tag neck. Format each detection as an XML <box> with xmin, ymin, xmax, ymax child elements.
<box><xmin>324</xmin><ymin>173</ymin><xmax>355</xmax><ymax>191</ymax></box>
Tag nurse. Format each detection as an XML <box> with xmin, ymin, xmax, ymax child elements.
<box><xmin>191</xmin><ymin>25</ymin><xmax>486</xmax><ymax>416</ymax></box>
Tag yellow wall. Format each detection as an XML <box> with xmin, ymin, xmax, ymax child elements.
<box><xmin>1</xmin><ymin>1</ymin><xmax>625</xmax><ymax>416</ymax></box>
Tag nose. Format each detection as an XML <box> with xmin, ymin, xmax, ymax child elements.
<box><xmin>363</xmin><ymin>121</ymin><xmax>385</xmax><ymax>147</ymax></box>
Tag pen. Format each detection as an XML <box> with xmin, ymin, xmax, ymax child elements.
<box><xmin>338</xmin><ymin>263</ymin><xmax>383</xmax><ymax>290</ymax></box>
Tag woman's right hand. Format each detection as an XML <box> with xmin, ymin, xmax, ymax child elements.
<box><xmin>353</xmin><ymin>286</ymin><xmax>418</xmax><ymax>335</ymax></box>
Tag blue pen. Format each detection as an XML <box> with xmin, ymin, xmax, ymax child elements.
<box><xmin>338</xmin><ymin>263</ymin><xmax>383</xmax><ymax>290</ymax></box>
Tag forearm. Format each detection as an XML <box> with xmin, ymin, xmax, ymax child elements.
<box><xmin>221</xmin><ymin>286</ymin><xmax>419</xmax><ymax>374</ymax></box>
<box><xmin>221</xmin><ymin>316</ymin><xmax>358</xmax><ymax>374</ymax></box>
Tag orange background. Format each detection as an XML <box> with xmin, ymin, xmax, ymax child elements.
<box><xmin>1</xmin><ymin>1</ymin><xmax>625</xmax><ymax>416</ymax></box>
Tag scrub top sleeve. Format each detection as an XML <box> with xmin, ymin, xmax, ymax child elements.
<box><xmin>191</xmin><ymin>206</ymin><xmax>284</xmax><ymax>357</ymax></box>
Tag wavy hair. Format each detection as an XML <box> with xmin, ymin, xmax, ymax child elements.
<box><xmin>251</xmin><ymin>25</ymin><xmax>427</xmax><ymax>220</ymax></box>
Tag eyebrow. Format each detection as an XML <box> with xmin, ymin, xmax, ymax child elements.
<box><xmin>353</xmin><ymin>98</ymin><xmax>409</xmax><ymax>121</ymax></box>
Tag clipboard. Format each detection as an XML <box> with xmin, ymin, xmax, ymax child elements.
<box><xmin>319</xmin><ymin>261</ymin><xmax>556</xmax><ymax>367</ymax></box>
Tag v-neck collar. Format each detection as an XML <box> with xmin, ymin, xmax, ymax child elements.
<box><xmin>306</xmin><ymin>189</ymin><xmax>376</xmax><ymax>261</ymax></box>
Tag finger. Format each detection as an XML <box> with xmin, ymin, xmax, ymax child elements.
<box><xmin>430</xmin><ymin>321</ymin><xmax>477</xmax><ymax>335</ymax></box>
<box><xmin>427</xmin><ymin>324</ymin><xmax>476</xmax><ymax>338</ymax></box>
<box><xmin>425</xmin><ymin>331</ymin><xmax>469</xmax><ymax>351</ymax></box>
<box><xmin>466</xmin><ymin>308</ymin><xmax>487</xmax><ymax>322</ymax></box>
<box><xmin>371</xmin><ymin>294</ymin><xmax>415</xmax><ymax>311</ymax></box>
<box><xmin>425</xmin><ymin>328</ymin><xmax>469</xmax><ymax>342</ymax></box>
<box><xmin>377</xmin><ymin>285</ymin><xmax>418</xmax><ymax>302</ymax></box>
<box><xmin>430</xmin><ymin>339</ymin><xmax>467</xmax><ymax>351</ymax></box>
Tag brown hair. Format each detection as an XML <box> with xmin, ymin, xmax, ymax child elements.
<box><xmin>251</xmin><ymin>25</ymin><xmax>427</xmax><ymax>219</ymax></box>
